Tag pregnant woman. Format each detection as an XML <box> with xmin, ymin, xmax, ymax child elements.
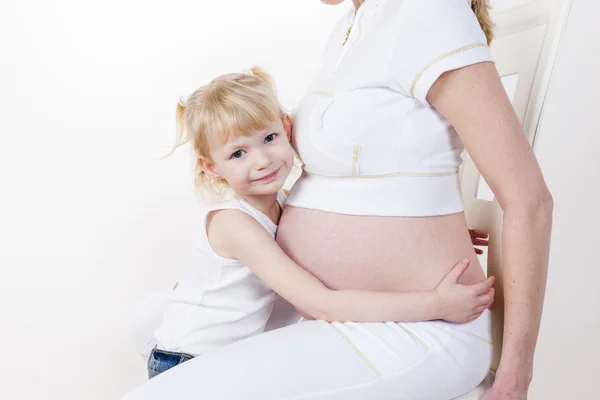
<box><xmin>123</xmin><ymin>1</ymin><xmax>552</xmax><ymax>399</ymax></box>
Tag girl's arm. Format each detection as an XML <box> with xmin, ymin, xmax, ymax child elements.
<box><xmin>208</xmin><ymin>209</ymin><xmax>494</xmax><ymax>324</ymax></box>
<box><xmin>428</xmin><ymin>61</ymin><xmax>553</xmax><ymax>398</ymax></box>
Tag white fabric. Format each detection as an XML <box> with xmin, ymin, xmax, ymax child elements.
<box><xmin>123</xmin><ymin>311</ymin><xmax>493</xmax><ymax>400</ymax></box>
<box><xmin>131</xmin><ymin>287</ymin><xmax>172</xmax><ymax>358</ymax></box>
<box><xmin>153</xmin><ymin>191</ymin><xmax>286</xmax><ymax>356</ymax></box>
<box><xmin>287</xmin><ymin>0</ymin><xmax>494</xmax><ymax>216</ymax></box>
<box><xmin>454</xmin><ymin>371</ymin><xmax>495</xmax><ymax>400</ymax></box>
<box><xmin>131</xmin><ymin>289</ymin><xmax>492</xmax><ymax>399</ymax></box>
<box><xmin>288</xmin><ymin>171</ymin><xmax>464</xmax><ymax>217</ymax></box>
<box><xmin>131</xmin><ymin>290</ymin><xmax>302</xmax><ymax>360</ymax></box>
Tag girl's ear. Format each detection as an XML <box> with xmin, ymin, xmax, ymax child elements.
<box><xmin>198</xmin><ymin>156</ymin><xmax>222</xmax><ymax>181</ymax></box>
<box><xmin>282</xmin><ymin>113</ymin><xmax>293</xmax><ymax>141</ymax></box>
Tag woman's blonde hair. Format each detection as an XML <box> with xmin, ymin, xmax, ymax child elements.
<box><xmin>472</xmin><ymin>0</ymin><xmax>494</xmax><ymax>46</ymax></box>
<box><xmin>168</xmin><ymin>66</ymin><xmax>283</xmax><ymax>203</ymax></box>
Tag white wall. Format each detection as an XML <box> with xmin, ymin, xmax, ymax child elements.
<box><xmin>0</xmin><ymin>1</ymin><xmax>343</xmax><ymax>399</ymax></box>
<box><xmin>529</xmin><ymin>1</ymin><xmax>600</xmax><ymax>398</ymax></box>
<box><xmin>2</xmin><ymin>1</ymin><xmax>598</xmax><ymax>399</ymax></box>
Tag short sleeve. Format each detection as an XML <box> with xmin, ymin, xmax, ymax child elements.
<box><xmin>388</xmin><ymin>0</ymin><xmax>495</xmax><ymax>106</ymax></box>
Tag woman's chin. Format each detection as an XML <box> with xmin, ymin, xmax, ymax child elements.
<box><xmin>320</xmin><ymin>0</ymin><xmax>345</xmax><ymax>5</ymax></box>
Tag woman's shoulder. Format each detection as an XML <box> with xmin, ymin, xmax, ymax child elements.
<box><xmin>387</xmin><ymin>0</ymin><xmax>494</xmax><ymax>105</ymax></box>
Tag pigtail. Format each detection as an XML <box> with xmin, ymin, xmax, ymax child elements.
<box><xmin>249</xmin><ymin>66</ymin><xmax>277</xmax><ymax>92</ymax></box>
<box><xmin>161</xmin><ymin>101</ymin><xmax>190</xmax><ymax>159</ymax></box>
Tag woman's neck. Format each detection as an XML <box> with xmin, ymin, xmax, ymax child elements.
<box><xmin>352</xmin><ymin>0</ymin><xmax>365</xmax><ymax>10</ymax></box>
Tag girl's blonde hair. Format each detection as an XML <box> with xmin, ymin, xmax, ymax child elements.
<box><xmin>472</xmin><ymin>0</ymin><xmax>494</xmax><ymax>46</ymax></box>
<box><xmin>169</xmin><ymin>66</ymin><xmax>283</xmax><ymax>203</ymax></box>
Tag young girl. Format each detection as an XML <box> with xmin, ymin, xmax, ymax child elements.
<box><xmin>149</xmin><ymin>66</ymin><xmax>494</xmax><ymax>379</ymax></box>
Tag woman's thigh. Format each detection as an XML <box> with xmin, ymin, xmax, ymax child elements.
<box><xmin>122</xmin><ymin>313</ymin><xmax>493</xmax><ymax>400</ymax></box>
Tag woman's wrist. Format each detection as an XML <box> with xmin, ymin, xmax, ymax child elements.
<box><xmin>491</xmin><ymin>376</ymin><xmax>531</xmax><ymax>398</ymax></box>
<box><xmin>497</xmin><ymin>334</ymin><xmax>536</xmax><ymax>382</ymax></box>
<box><xmin>494</xmin><ymin>361</ymin><xmax>533</xmax><ymax>393</ymax></box>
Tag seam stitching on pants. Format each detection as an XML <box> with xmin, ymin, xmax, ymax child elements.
<box><xmin>398</xmin><ymin>324</ymin><xmax>430</xmax><ymax>350</ymax></box>
<box><xmin>463</xmin><ymin>331</ymin><xmax>494</xmax><ymax>346</ymax></box>
<box><xmin>331</xmin><ymin>324</ymin><xmax>382</xmax><ymax>377</ymax></box>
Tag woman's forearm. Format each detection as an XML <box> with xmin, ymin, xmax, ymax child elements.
<box><xmin>496</xmin><ymin>199</ymin><xmax>553</xmax><ymax>388</ymax></box>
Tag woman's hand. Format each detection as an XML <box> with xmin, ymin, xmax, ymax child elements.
<box><xmin>483</xmin><ymin>367</ymin><xmax>532</xmax><ymax>400</ymax></box>
<box><xmin>483</xmin><ymin>384</ymin><xmax>528</xmax><ymax>400</ymax></box>
<box><xmin>435</xmin><ymin>259</ymin><xmax>495</xmax><ymax>323</ymax></box>
<box><xmin>469</xmin><ymin>229</ymin><xmax>489</xmax><ymax>255</ymax></box>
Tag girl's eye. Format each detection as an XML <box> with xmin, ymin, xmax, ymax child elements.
<box><xmin>265</xmin><ymin>133</ymin><xmax>277</xmax><ymax>143</ymax></box>
<box><xmin>231</xmin><ymin>150</ymin><xmax>245</xmax><ymax>159</ymax></box>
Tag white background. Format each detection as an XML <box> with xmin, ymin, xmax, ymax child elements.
<box><xmin>528</xmin><ymin>1</ymin><xmax>600</xmax><ymax>398</ymax></box>
<box><xmin>1</xmin><ymin>1</ymin><xmax>599</xmax><ymax>399</ymax></box>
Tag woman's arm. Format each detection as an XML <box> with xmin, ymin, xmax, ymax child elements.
<box><xmin>428</xmin><ymin>61</ymin><xmax>553</xmax><ymax>398</ymax></box>
<box><xmin>208</xmin><ymin>209</ymin><xmax>494</xmax><ymax>323</ymax></box>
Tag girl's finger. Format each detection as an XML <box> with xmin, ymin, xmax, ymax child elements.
<box><xmin>472</xmin><ymin>276</ymin><xmax>495</xmax><ymax>294</ymax></box>
<box><xmin>478</xmin><ymin>288</ymin><xmax>495</xmax><ymax>304</ymax></box>
<box><xmin>478</xmin><ymin>295</ymin><xmax>494</xmax><ymax>306</ymax></box>
<box><xmin>466</xmin><ymin>311</ymin><xmax>484</xmax><ymax>322</ymax></box>
<box><xmin>472</xmin><ymin>304</ymin><xmax>489</xmax><ymax>314</ymax></box>
<box><xmin>444</xmin><ymin>259</ymin><xmax>471</xmax><ymax>282</ymax></box>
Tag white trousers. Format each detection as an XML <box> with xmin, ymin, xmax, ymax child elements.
<box><xmin>124</xmin><ymin>303</ymin><xmax>493</xmax><ymax>400</ymax></box>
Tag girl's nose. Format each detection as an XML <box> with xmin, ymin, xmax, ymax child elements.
<box><xmin>254</xmin><ymin>149</ymin><xmax>271</xmax><ymax>170</ymax></box>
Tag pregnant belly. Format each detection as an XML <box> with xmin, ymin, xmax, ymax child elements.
<box><xmin>276</xmin><ymin>206</ymin><xmax>486</xmax><ymax>292</ymax></box>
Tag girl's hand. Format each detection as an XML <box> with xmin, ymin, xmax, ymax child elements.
<box><xmin>435</xmin><ymin>259</ymin><xmax>495</xmax><ymax>323</ymax></box>
<box><xmin>469</xmin><ymin>229</ymin><xmax>489</xmax><ymax>255</ymax></box>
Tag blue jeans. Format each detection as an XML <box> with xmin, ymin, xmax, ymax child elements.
<box><xmin>147</xmin><ymin>347</ymin><xmax>195</xmax><ymax>379</ymax></box>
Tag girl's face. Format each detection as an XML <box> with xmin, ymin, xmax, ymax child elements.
<box><xmin>200</xmin><ymin>116</ymin><xmax>294</xmax><ymax>199</ymax></box>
